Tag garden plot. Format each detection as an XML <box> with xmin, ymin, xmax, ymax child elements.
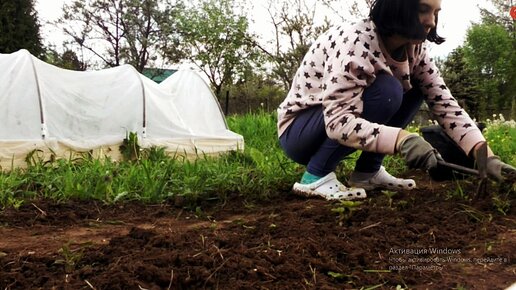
<box><xmin>0</xmin><ymin>170</ymin><xmax>514</xmax><ymax>289</ymax></box>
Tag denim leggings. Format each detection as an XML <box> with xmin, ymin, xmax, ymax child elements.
<box><xmin>279</xmin><ymin>74</ymin><xmax>424</xmax><ymax>176</ymax></box>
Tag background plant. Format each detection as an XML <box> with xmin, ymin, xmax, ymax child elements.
<box><xmin>2</xmin><ymin>111</ymin><xmax>512</xmax><ymax>211</ymax></box>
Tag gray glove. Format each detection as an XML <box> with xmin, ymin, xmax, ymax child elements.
<box><xmin>486</xmin><ymin>156</ymin><xmax>516</xmax><ymax>182</ymax></box>
<box><xmin>398</xmin><ymin>134</ymin><xmax>443</xmax><ymax>170</ymax></box>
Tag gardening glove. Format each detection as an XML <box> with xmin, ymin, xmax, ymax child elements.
<box><xmin>396</xmin><ymin>133</ymin><xmax>443</xmax><ymax>170</ymax></box>
<box><xmin>485</xmin><ymin>156</ymin><xmax>516</xmax><ymax>182</ymax></box>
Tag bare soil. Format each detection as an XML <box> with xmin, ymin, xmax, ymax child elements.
<box><xmin>1</xmin><ymin>171</ymin><xmax>515</xmax><ymax>290</ymax></box>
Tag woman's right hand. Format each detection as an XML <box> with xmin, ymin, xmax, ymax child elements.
<box><xmin>396</xmin><ymin>130</ymin><xmax>443</xmax><ymax>170</ymax></box>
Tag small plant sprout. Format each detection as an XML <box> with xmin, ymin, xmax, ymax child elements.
<box><xmin>55</xmin><ymin>243</ymin><xmax>84</xmax><ymax>273</ymax></box>
<box><xmin>327</xmin><ymin>271</ymin><xmax>345</xmax><ymax>279</ymax></box>
<box><xmin>447</xmin><ymin>179</ymin><xmax>468</xmax><ymax>200</ymax></box>
<box><xmin>327</xmin><ymin>271</ymin><xmax>358</xmax><ymax>283</ymax></box>
<box><xmin>331</xmin><ymin>200</ymin><xmax>363</xmax><ymax>226</ymax></box>
<box><xmin>381</xmin><ymin>190</ymin><xmax>397</xmax><ymax>208</ymax></box>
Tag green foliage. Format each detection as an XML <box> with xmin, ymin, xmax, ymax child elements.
<box><xmin>464</xmin><ymin>23</ymin><xmax>514</xmax><ymax>79</ymax></box>
<box><xmin>483</xmin><ymin>116</ymin><xmax>516</xmax><ymax>165</ymax></box>
<box><xmin>0</xmin><ymin>0</ymin><xmax>44</xmax><ymax>57</ymax></box>
<box><xmin>171</xmin><ymin>0</ymin><xmax>259</xmax><ymax>98</ymax></box>
<box><xmin>119</xmin><ymin>131</ymin><xmax>141</xmax><ymax>162</ymax></box>
<box><xmin>462</xmin><ymin>23</ymin><xmax>515</xmax><ymax>119</ymax></box>
<box><xmin>223</xmin><ymin>69</ymin><xmax>286</xmax><ymax>114</ymax></box>
<box><xmin>0</xmin><ymin>112</ymin><xmax>297</xmax><ymax>208</ymax></box>
<box><xmin>45</xmin><ymin>49</ymin><xmax>86</xmax><ymax>70</ymax></box>
<box><xmin>0</xmin><ymin>112</ymin><xmax>514</xmax><ymax>210</ymax></box>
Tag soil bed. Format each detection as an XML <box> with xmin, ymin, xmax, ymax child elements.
<box><xmin>1</xmin><ymin>171</ymin><xmax>515</xmax><ymax>289</ymax></box>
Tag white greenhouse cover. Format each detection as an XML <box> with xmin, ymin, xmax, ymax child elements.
<box><xmin>0</xmin><ymin>49</ymin><xmax>244</xmax><ymax>169</ymax></box>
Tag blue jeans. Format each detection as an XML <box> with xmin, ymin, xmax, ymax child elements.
<box><xmin>279</xmin><ymin>74</ymin><xmax>424</xmax><ymax>176</ymax></box>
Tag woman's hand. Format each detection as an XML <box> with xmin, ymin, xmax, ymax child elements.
<box><xmin>396</xmin><ymin>130</ymin><xmax>444</xmax><ymax>170</ymax></box>
<box><xmin>472</xmin><ymin>142</ymin><xmax>516</xmax><ymax>182</ymax></box>
<box><xmin>485</xmin><ymin>156</ymin><xmax>516</xmax><ymax>182</ymax></box>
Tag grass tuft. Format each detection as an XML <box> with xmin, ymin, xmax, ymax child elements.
<box><xmin>0</xmin><ymin>112</ymin><xmax>514</xmax><ymax>209</ymax></box>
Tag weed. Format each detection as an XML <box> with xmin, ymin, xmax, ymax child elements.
<box><xmin>119</xmin><ymin>131</ymin><xmax>140</xmax><ymax>161</ymax></box>
<box><xmin>491</xmin><ymin>195</ymin><xmax>511</xmax><ymax>215</ymax></box>
<box><xmin>331</xmin><ymin>200</ymin><xmax>363</xmax><ymax>226</ymax></box>
<box><xmin>485</xmin><ymin>241</ymin><xmax>495</xmax><ymax>252</ymax></box>
<box><xmin>455</xmin><ymin>204</ymin><xmax>493</xmax><ymax>223</ymax></box>
<box><xmin>446</xmin><ymin>179</ymin><xmax>469</xmax><ymax>200</ymax></box>
<box><xmin>54</xmin><ymin>243</ymin><xmax>86</xmax><ymax>273</ymax></box>
<box><xmin>6</xmin><ymin>196</ymin><xmax>24</xmax><ymax>209</ymax></box>
<box><xmin>141</xmin><ymin>146</ymin><xmax>167</xmax><ymax>161</ymax></box>
<box><xmin>194</xmin><ymin>206</ymin><xmax>205</xmax><ymax>219</ymax></box>
<box><xmin>382</xmin><ymin>190</ymin><xmax>397</xmax><ymax>208</ymax></box>
<box><xmin>327</xmin><ymin>271</ymin><xmax>353</xmax><ymax>280</ymax></box>
<box><xmin>396</xmin><ymin>200</ymin><xmax>409</xmax><ymax>210</ymax></box>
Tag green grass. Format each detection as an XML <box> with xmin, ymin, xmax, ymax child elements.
<box><xmin>0</xmin><ymin>111</ymin><xmax>515</xmax><ymax>209</ymax></box>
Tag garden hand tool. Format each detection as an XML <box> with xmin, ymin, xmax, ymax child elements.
<box><xmin>474</xmin><ymin>142</ymin><xmax>488</xmax><ymax>198</ymax></box>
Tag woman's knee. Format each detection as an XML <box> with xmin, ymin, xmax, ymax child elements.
<box><xmin>279</xmin><ymin>134</ymin><xmax>311</xmax><ymax>165</ymax></box>
<box><xmin>377</xmin><ymin>73</ymin><xmax>403</xmax><ymax>95</ymax></box>
<box><xmin>362</xmin><ymin>74</ymin><xmax>404</xmax><ymax>121</ymax></box>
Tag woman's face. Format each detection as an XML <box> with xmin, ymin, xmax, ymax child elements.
<box><xmin>410</xmin><ymin>0</ymin><xmax>441</xmax><ymax>44</ymax></box>
<box><xmin>419</xmin><ymin>0</ymin><xmax>441</xmax><ymax>35</ymax></box>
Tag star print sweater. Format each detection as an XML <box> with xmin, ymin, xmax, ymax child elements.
<box><xmin>277</xmin><ymin>19</ymin><xmax>485</xmax><ymax>155</ymax></box>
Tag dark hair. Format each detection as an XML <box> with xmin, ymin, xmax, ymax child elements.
<box><xmin>370</xmin><ymin>0</ymin><xmax>445</xmax><ymax>44</ymax></box>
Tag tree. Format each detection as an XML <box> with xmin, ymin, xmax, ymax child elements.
<box><xmin>463</xmin><ymin>23</ymin><xmax>515</xmax><ymax>119</ymax></box>
<box><xmin>58</xmin><ymin>0</ymin><xmax>182</xmax><ymax>71</ymax></box>
<box><xmin>169</xmin><ymin>0</ymin><xmax>259</xmax><ymax>98</ymax></box>
<box><xmin>224</xmin><ymin>67</ymin><xmax>286</xmax><ymax>114</ymax></box>
<box><xmin>0</xmin><ymin>0</ymin><xmax>44</xmax><ymax>57</ymax></box>
<box><xmin>479</xmin><ymin>0</ymin><xmax>514</xmax><ymax>33</ymax></box>
<box><xmin>477</xmin><ymin>0</ymin><xmax>516</xmax><ymax>120</ymax></box>
<box><xmin>321</xmin><ymin>0</ymin><xmax>373</xmax><ymax>22</ymax></box>
<box><xmin>251</xmin><ymin>0</ymin><xmax>331</xmax><ymax>91</ymax></box>
<box><xmin>440</xmin><ymin>47</ymin><xmax>483</xmax><ymax>119</ymax></box>
<box><xmin>45</xmin><ymin>48</ymin><xmax>87</xmax><ymax>71</ymax></box>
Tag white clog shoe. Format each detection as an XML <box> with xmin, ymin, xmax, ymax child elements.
<box><xmin>292</xmin><ymin>172</ymin><xmax>367</xmax><ymax>201</ymax></box>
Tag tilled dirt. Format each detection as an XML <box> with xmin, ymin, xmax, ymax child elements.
<box><xmin>0</xmin><ymin>171</ymin><xmax>515</xmax><ymax>289</ymax></box>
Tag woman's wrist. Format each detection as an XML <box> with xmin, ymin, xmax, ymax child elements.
<box><xmin>470</xmin><ymin>142</ymin><xmax>495</xmax><ymax>159</ymax></box>
<box><xmin>395</xmin><ymin>130</ymin><xmax>416</xmax><ymax>152</ymax></box>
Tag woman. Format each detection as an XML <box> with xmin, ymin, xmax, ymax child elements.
<box><xmin>277</xmin><ymin>0</ymin><xmax>516</xmax><ymax>200</ymax></box>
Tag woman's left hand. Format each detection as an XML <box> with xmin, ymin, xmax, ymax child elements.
<box><xmin>485</xmin><ymin>156</ymin><xmax>516</xmax><ymax>182</ymax></box>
